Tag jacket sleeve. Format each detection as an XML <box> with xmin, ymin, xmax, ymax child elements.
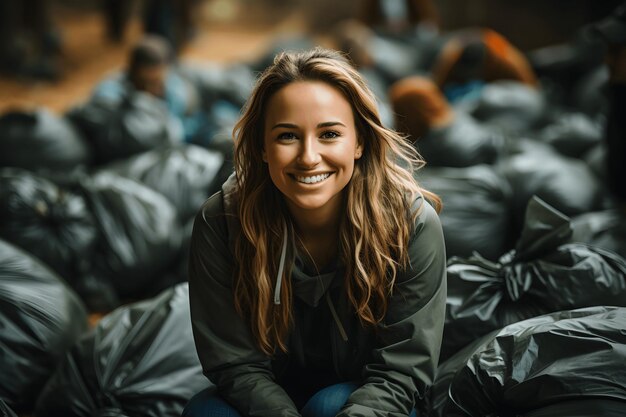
<box><xmin>337</xmin><ymin>199</ymin><xmax>447</xmax><ymax>417</ymax></box>
<box><xmin>188</xmin><ymin>193</ymin><xmax>301</xmax><ymax>417</ymax></box>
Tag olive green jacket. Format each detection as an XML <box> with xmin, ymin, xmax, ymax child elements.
<box><xmin>188</xmin><ymin>175</ymin><xmax>447</xmax><ymax>417</ymax></box>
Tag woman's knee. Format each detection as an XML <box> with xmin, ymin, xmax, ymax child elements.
<box><xmin>301</xmin><ymin>382</ymin><xmax>358</xmax><ymax>417</ymax></box>
<box><xmin>301</xmin><ymin>382</ymin><xmax>419</xmax><ymax>417</ymax></box>
<box><xmin>182</xmin><ymin>389</ymin><xmax>242</xmax><ymax>417</ymax></box>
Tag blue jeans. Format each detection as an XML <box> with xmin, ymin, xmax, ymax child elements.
<box><xmin>182</xmin><ymin>382</ymin><xmax>418</xmax><ymax>417</ymax></box>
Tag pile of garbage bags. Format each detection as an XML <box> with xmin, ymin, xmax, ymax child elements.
<box><xmin>441</xmin><ymin>197</ymin><xmax>626</xmax><ymax>361</ymax></box>
<box><xmin>2</xmin><ymin>4</ymin><xmax>626</xmax><ymax>414</ymax></box>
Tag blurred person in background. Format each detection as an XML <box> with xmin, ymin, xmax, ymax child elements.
<box><xmin>183</xmin><ymin>48</ymin><xmax>446</xmax><ymax>417</ymax></box>
<box><xmin>333</xmin><ymin>0</ymin><xmax>443</xmax><ymax>84</ymax></box>
<box><xmin>92</xmin><ymin>35</ymin><xmax>208</xmax><ymax>144</ymax></box>
<box><xmin>103</xmin><ymin>0</ymin><xmax>134</xmax><ymax>43</ymax></box>
<box><xmin>142</xmin><ymin>0</ymin><xmax>195</xmax><ymax>52</ymax></box>
<box><xmin>359</xmin><ymin>0</ymin><xmax>440</xmax><ymax>34</ymax></box>
<box><xmin>0</xmin><ymin>0</ymin><xmax>62</xmax><ymax>80</ymax></box>
<box><xmin>103</xmin><ymin>0</ymin><xmax>195</xmax><ymax>52</ymax></box>
<box><xmin>430</xmin><ymin>28</ymin><xmax>538</xmax><ymax>103</ymax></box>
<box><xmin>389</xmin><ymin>75</ymin><xmax>454</xmax><ymax>141</ymax></box>
<box><xmin>389</xmin><ymin>75</ymin><xmax>505</xmax><ymax>167</ymax></box>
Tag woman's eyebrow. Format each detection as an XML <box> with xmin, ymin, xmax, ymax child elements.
<box><xmin>271</xmin><ymin>122</ymin><xmax>298</xmax><ymax>130</ymax></box>
<box><xmin>317</xmin><ymin>121</ymin><xmax>346</xmax><ymax>128</ymax></box>
<box><xmin>271</xmin><ymin>121</ymin><xmax>346</xmax><ymax>130</ymax></box>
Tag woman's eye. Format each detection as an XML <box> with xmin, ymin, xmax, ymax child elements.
<box><xmin>277</xmin><ymin>132</ymin><xmax>297</xmax><ymax>141</ymax></box>
<box><xmin>320</xmin><ymin>131</ymin><xmax>340</xmax><ymax>139</ymax></box>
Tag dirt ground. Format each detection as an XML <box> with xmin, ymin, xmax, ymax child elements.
<box><xmin>0</xmin><ymin>3</ymin><xmax>307</xmax><ymax>114</ymax></box>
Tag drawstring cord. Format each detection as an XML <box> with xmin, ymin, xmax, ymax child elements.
<box><xmin>273</xmin><ymin>225</ymin><xmax>288</xmax><ymax>305</ymax></box>
<box><xmin>273</xmin><ymin>222</ymin><xmax>348</xmax><ymax>343</ymax></box>
<box><xmin>326</xmin><ymin>292</ymin><xmax>349</xmax><ymax>342</ymax></box>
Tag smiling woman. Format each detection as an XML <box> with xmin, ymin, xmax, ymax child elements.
<box><xmin>184</xmin><ymin>48</ymin><xmax>447</xmax><ymax>417</ymax></box>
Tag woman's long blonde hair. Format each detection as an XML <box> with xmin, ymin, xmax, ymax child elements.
<box><xmin>232</xmin><ymin>48</ymin><xmax>441</xmax><ymax>355</ymax></box>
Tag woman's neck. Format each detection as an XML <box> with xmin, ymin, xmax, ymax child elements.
<box><xmin>286</xmin><ymin>197</ymin><xmax>343</xmax><ymax>240</ymax></box>
<box><xmin>286</xmin><ymin>196</ymin><xmax>343</xmax><ymax>270</ymax></box>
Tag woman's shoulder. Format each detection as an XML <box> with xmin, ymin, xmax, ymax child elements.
<box><xmin>194</xmin><ymin>180</ymin><xmax>241</xmax><ymax>251</ymax></box>
<box><xmin>193</xmin><ymin>191</ymin><xmax>229</xmax><ymax>242</ymax></box>
<box><xmin>409</xmin><ymin>194</ymin><xmax>444</xmax><ymax>244</ymax></box>
<box><xmin>411</xmin><ymin>194</ymin><xmax>441</xmax><ymax>225</ymax></box>
<box><xmin>201</xmin><ymin>191</ymin><xmax>225</xmax><ymax>214</ymax></box>
<box><xmin>198</xmin><ymin>173</ymin><xmax>238</xmax><ymax>221</ymax></box>
<box><xmin>394</xmin><ymin>194</ymin><xmax>446</xmax><ymax>289</ymax></box>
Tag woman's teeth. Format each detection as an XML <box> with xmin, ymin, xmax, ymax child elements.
<box><xmin>295</xmin><ymin>173</ymin><xmax>331</xmax><ymax>184</ymax></box>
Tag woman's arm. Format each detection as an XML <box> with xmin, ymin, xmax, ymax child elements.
<box><xmin>337</xmin><ymin>198</ymin><xmax>447</xmax><ymax>417</ymax></box>
<box><xmin>188</xmin><ymin>193</ymin><xmax>301</xmax><ymax>417</ymax></box>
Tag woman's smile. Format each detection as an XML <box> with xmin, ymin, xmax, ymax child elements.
<box><xmin>291</xmin><ymin>172</ymin><xmax>334</xmax><ymax>184</ymax></box>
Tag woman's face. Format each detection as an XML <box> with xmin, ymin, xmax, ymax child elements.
<box><xmin>263</xmin><ymin>80</ymin><xmax>363</xmax><ymax>222</ymax></box>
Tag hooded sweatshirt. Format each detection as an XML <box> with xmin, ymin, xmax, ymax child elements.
<box><xmin>188</xmin><ymin>174</ymin><xmax>447</xmax><ymax>417</ymax></box>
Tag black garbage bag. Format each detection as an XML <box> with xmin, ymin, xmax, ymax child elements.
<box><xmin>100</xmin><ymin>145</ymin><xmax>223</xmax><ymax>221</ymax></box>
<box><xmin>148</xmin><ymin>217</ymin><xmax>196</xmax><ymax>300</ymax></box>
<box><xmin>496</xmin><ymin>139</ymin><xmax>605</xmax><ymax>233</ymax></box>
<box><xmin>429</xmin><ymin>327</ymin><xmax>499</xmax><ymax>417</ymax></box>
<box><xmin>34</xmin><ymin>283</ymin><xmax>211</xmax><ymax>417</ymax></box>
<box><xmin>78</xmin><ymin>172</ymin><xmax>182</xmax><ymax>298</ymax></box>
<box><xmin>441</xmin><ymin>197</ymin><xmax>626</xmax><ymax>361</ymax></box>
<box><xmin>529</xmin><ymin>35</ymin><xmax>606</xmax><ymax>111</ymax></box>
<box><xmin>520</xmin><ymin>399</ymin><xmax>626</xmax><ymax>417</ymax></box>
<box><xmin>74</xmin><ymin>272</ymin><xmax>123</xmax><ymax>314</ymax></box>
<box><xmin>431</xmin><ymin>307</ymin><xmax>626</xmax><ymax>417</ymax></box>
<box><xmin>416</xmin><ymin>165</ymin><xmax>514</xmax><ymax>261</ymax></box>
<box><xmin>461</xmin><ymin>81</ymin><xmax>546</xmax><ymax>134</ymax></box>
<box><xmin>571</xmin><ymin>65</ymin><xmax>610</xmax><ymax>116</ymax></box>
<box><xmin>0</xmin><ymin>401</ymin><xmax>17</xmax><ymax>417</ymax></box>
<box><xmin>0</xmin><ymin>108</ymin><xmax>92</xmax><ymax>171</ymax></box>
<box><xmin>571</xmin><ymin>209</ymin><xmax>626</xmax><ymax>259</ymax></box>
<box><xmin>180</xmin><ymin>62</ymin><xmax>255</xmax><ymax>109</ymax></box>
<box><xmin>0</xmin><ymin>169</ymin><xmax>116</xmax><ymax>312</ymax></box>
<box><xmin>356</xmin><ymin>34</ymin><xmax>426</xmax><ymax>84</ymax></box>
<box><xmin>584</xmin><ymin>142</ymin><xmax>608</xmax><ymax>182</ymax></box>
<box><xmin>173</xmin><ymin>216</ymin><xmax>195</xmax><ymax>283</ymax></box>
<box><xmin>537</xmin><ymin>111</ymin><xmax>603</xmax><ymax>158</ymax></box>
<box><xmin>415</xmin><ymin>112</ymin><xmax>507</xmax><ymax>167</ymax></box>
<box><xmin>359</xmin><ymin>67</ymin><xmax>396</xmax><ymax>128</ymax></box>
<box><xmin>0</xmin><ymin>239</ymin><xmax>88</xmax><ymax>414</ymax></box>
<box><xmin>67</xmin><ymin>91</ymin><xmax>181</xmax><ymax>165</ymax></box>
<box><xmin>335</xmin><ymin>21</ymin><xmax>442</xmax><ymax>87</ymax></box>
<box><xmin>0</xmin><ymin>168</ymin><xmax>99</xmax><ymax>282</ymax></box>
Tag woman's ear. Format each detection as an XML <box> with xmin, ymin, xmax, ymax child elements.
<box><xmin>262</xmin><ymin>149</ymin><xmax>268</xmax><ymax>162</ymax></box>
<box><xmin>355</xmin><ymin>141</ymin><xmax>363</xmax><ymax>159</ymax></box>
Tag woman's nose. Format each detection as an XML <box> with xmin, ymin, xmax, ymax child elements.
<box><xmin>296</xmin><ymin>137</ymin><xmax>322</xmax><ymax>166</ymax></box>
